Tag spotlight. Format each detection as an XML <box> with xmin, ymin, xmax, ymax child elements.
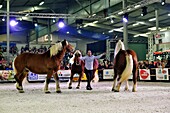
<box><xmin>161</xmin><ymin>0</ymin><xmax>165</xmax><ymax>5</ymax></box>
<box><xmin>33</xmin><ymin>18</ymin><xmax>38</xmax><ymax>27</ymax></box>
<box><xmin>10</xmin><ymin>20</ymin><xmax>18</xmax><ymax>26</ymax></box>
<box><xmin>39</xmin><ymin>1</ymin><xmax>44</xmax><ymax>6</ymax></box>
<box><xmin>34</xmin><ymin>23</ymin><xmax>38</xmax><ymax>27</ymax></box>
<box><xmin>2</xmin><ymin>18</ymin><xmax>5</xmax><ymax>21</ymax></box>
<box><xmin>110</xmin><ymin>18</ymin><xmax>114</xmax><ymax>23</ymax></box>
<box><xmin>58</xmin><ymin>18</ymin><xmax>65</xmax><ymax>28</ymax></box>
<box><xmin>123</xmin><ymin>13</ymin><xmax>128</xmax><ymax>23</ymax></box>
<box><xmin>0</xmin><ymin>5</ymin><xmax>2</xmax><ymax>9</ymax></box>
<box><xmin>52</xmin><ymin>19</ymin><xmax>56</xmax><ymax>23</ymax></box>
<box><xmin>141</xmin><ymin>6</ymin><xmax>147</xmax><ymax>16</ymax></box>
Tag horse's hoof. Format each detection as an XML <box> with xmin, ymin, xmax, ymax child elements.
<box><xmin>114</xmin><ymin>89</ymin><xmax>120</xmax><ymax>92</ymax></box>
<box><xmin>45</xmin><ymin>91</ymin><xmax>51</xmax><ymax>94</ymax></box>
<box><xmin>132</xmin><ymin>89</ymin><xmax>137</xmax><ymax>92</ymax></box>
<box><xmin>56</xmin><ymin>90</ymin><xmax>62</xmax><ymax>93</ymax></box>
<box><xmin>19</xmin><ymin>90</ymin><xmax>25</xmax><ymax>93</ymax></box>
<box><xmin>76</xmin><ymin>87</ymin><xmax>80</xmax><ymax>89</ymax></box>
<box><xmin>111</xmin><ymin>88</ymin><xmax>114</xmax><ymax>91</ymax></box>
<box><xmin>68</xmin><ymin>86</ymin><xmax>72</xmax><ymax>89</ymax></box>
<box><xmin>124</xmin><ymin>88</ymin><xmax>129</xmax><ymax>91</ymax></box>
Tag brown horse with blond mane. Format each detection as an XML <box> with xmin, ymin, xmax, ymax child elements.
<box><xmin>13</xmin><ymin>40</ymin><xmax>74</xmax><ymax>93</ymax></box>
<box><xmin>112</xmin><ymin>40</ymin><xmax>138</xmax><ymax>92</ymax></box>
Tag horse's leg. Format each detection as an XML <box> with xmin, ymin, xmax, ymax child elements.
<box><xmin>76</xmin><ymin>72</ymin><xmax>82</xmax><ymax>89</ymax></box>
<box><xmin>112</xmin><ymin>69</ymin><xmax>117</xmax><ymax>91</ymax></box>
<box><xmin>114</xmin><ymin>78</ymin><xmax>122</xmax><ymax>92</ymax></box>
<box><xmin>14</xmin><ymin>72</ymin><xmax>25</xmax><ymax>93</ymax></box>
<box><xmin>124</xmin><ymin>80</ymin><xmax>129</xmax><ymax>91</ymax></box>
<box><xmin>68</xmin><ymin>72</ymin><xmax>74</xmax><ymax>89</ymax></box>
<box><xmin>44</xmin><ymin>70</ymin><xmax>53</xmax><ymax>93</ymax></box>
<box><xmin>53</xmin><ymin>71</ymin><xmax>61</xmax><ymax>93</ymax></box>
<box><xmin>132</xmin><ymin>66</ymin><xmax>138</xmax><ymax>92</ymax></box>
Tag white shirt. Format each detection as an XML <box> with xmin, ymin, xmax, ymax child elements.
<box><xmin>80</xmin><ymin>54</ymin><xmax>103</xmax><ymax>70</ymax></box>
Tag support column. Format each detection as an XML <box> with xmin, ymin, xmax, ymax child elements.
<box><xmin>47</xmin><ymin>19</ymin><xmax>51</xmax><ymax>45</ymax></box>
<box><xmin>123</xmin><ymin>0</ymin><xmax>128</xmax><ymax>49</ymax></box>
<box><xmin>26</xmin><ymin>30</ymin><xmax>30</xmax><ymax>48</ymax></box>
<box><xmin>6</xmin><ymin>0</ymin><xmax>10</xmax><ymax>62</ymax></box>
<box><xmin>148</xmin><ymin>34</ymin><xmax>154</xmax><ymax>61</ymax></box>
<box><xmin>35</xmin><ymin>27</ymin><xmax>39</xmax><ymax>44</ymax></box>
<box><xmin>155</xmin><ymin>9</ymin><xmax>159</xmax><ymax>51</ymax></box>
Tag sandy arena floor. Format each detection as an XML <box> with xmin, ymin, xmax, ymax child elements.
<box><xmin>0</xmin><ymin>81</ymin><xmax>170</xmax><ymax>113</ymax></box>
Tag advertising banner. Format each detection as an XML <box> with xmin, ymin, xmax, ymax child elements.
<box><xmin>0</xmin><ymin>70</ymin><xmax>15</xmax><ymax>82</ymax></box>
<box><xmin>28</xmin><ymin>70</ymin><xmax>71</xmax><ymax>82</ymax></box>
<box><xmin>156</xmin><ymin>68</ymin><xmax>169</xmax><ymax>80</ymax></box>
<box><xmin>139</xmin><ymin>69</ymin><xmax>151</xmax><ymax>80</ymax></box>
<box><xmin>103</xmin><ymin>69</ymin><xmax>114</xmax><ymax>79</ymax></box>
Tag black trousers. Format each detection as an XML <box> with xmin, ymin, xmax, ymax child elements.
<box><xmin>85</xmin><ymin>68</ymin><xmax>93</xmax><ymax>87</ymax></box>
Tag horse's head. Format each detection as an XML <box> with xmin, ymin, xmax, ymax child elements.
<box><xmin>61</xmin><ymin>39</ymin><xmax>74</xmax><ymax>52</ymax></box>
<box><xmin>114</xmin><ymin>40</ymin><xmax>125</xmax><ymax>58</ymax></box>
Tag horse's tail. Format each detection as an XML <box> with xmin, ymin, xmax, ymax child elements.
<box><xmin>119</xmin><ymin>54</ymin><xmax>133</xmax><ymax>82</ymax></box>
<box><xmin>12</xmin><ymin>57</ymin><xmax>17</xmax><ymax>75</ymax></box>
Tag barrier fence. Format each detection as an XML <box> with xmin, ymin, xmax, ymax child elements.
<box><xmin>0</xmin><ymin>68</ymin><xmax>170</xmax><ymax>83</ymax></box>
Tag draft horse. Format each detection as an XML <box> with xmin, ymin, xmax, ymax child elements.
<box><xmin>68</xmin><ymin>50</ymin><xmax>99</xmax><ymax>89</ymax></box>
<box><xmin>68</xmin><ymin>50</ymin><xmax>85</xmax><ymax>89</ymax></box>
<box><xmin>13</xmin><ymin>40</ymin><xmax>74</xmax><ymax>93</ymax></box>
<box><xmin>112</xmin><ymin>40</ymin><xmax>138</xmax><ymax>92</ymax></box>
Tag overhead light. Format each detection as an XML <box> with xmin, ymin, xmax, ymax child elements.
<box><xmin>118</xmin><ymin>11</ymin><xmax>123</xmax><ymax>15</ymax></box>
<box><xmin>19</xmin><ymin>18</ymin><xmax>23</xmax><ymax>21</ymax></box>
<box><xmin>58</xmin><ymin>18</ymin><xmax>65</xmax><ymax>28</ymax></box>
<box><xmin>25</xmin><ymin>14</ymin><xmax>29</xmax><ymax>17</ymax></box>
<box><xmin>123</xmin><ymin>13</ymin><xmax>128</xmax><ymax>23</ymax></box>
<box><xmin>39</xmin><ymin>1</ymin><xmax>44</xmax><ymax>6</ymax></box>
<box><xmin>141</xmin><ymin>6</ymin><xmax>147</xmax><ymax>16</ymax></box>
<box><xmin>102</xmin><ymin>32</ymin><xmax>105</xmax><ymax>34</ymax></box>
<box><xmin>108</xmin><ymin>29</ymin><xmax>114</xmax><ymax>33</ymax></box>
<box><xmin>34</xmin><ymin>23</ymin><xmax>38</xmax><ymax>27</ymax></box>
<box><xmin>146</xmin><ymin>32</ymin><xmax>151</xmax><ymax>35</ymax></box>
<box><xmin>134</xmin><ymin>34</ymin><xmax>140</xmax><ymax>37</ymax></box>
<box><xmin>0</xmin><ymin>5</ymin><xmax>2</xmax><ymax>9</ymax></box>
<box><xmin>138</xmin><ymin>21</ymin><xmax>145</xmax><ymax>24</ymax></box>
<box><xmin>148</xmin><ymin>27</ymin><xmax>161</xmax><ymax>31</ymax></box>
<box><xmin>161</xmin><ymin>0</ymin><xmax>165</xmax><ymax>6</ymax></box>
<box><xmin>10</xmin><ymin>20</ymin><xmax>18</xmax><ymax>27</ymax></box>
<box><xmin>93</xmin><ymin>21</ymin><xmax>98</xmax><ymax>24</ymax></box>
<box><xmin>168</xmin><ymin>14</ymin><xmax>170</xmax><ymax>16</ymax></box>
<box><xmin>110</xmin><ymin>18</ymin><xmax>114</xmax><ymax>23</ymax></box>
<box><xmin>66</xmin><ymin>31</ymin><xmax>69</xmax><ymax>34</ymax></box>
<box><xmin>149</xmin><ymin>18</ymin><xmax>156</xmax><ymax>21</ymax></box>
<box><xmin>52</xmin><ymin>19</ymin><xmax>56</xmax><ymax>23</ymax></box>
<box><xmin>160</xmin><ymin>28</ymin><xmax>167</xmax><ymax>31</ymax></box>
<box><xmin>2</xmin><ymin>18</ymin><xmax>5</xmax><ymax>21</ymax></box>
<box><xmin>127</xmin><ymin>8</ymin><xmax>131</xmax><ymax>11</ymax></box>
<box><xmin>92</xmin><ymin>14</ymin><xmax>96</xmax><ymax>16</ymax></box>
<box><xmin>134</xmin><ymin>4</ymin><xmax>140</xmax><ymax>8</ymax></box>
<box><xmin>132</xmin><ymin>23</ymin><xmax>139</xmax><ymax>26</ymax></box>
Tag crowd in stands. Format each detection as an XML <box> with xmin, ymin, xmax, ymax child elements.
<box><xmin>138</xmin><ymin>58</ymin><xmax>170</xmax><ymax>69</ymax></box>
<box><xmin>0</xmin><ymin>45</ymin><xmax>170</xmax><ymax>72</ymax></box>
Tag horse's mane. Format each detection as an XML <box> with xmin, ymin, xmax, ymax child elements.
<box><xmin>69</xmin><ymin>50</ymin><xmax>82</xmax><ymax>65</ymax></box>
<box><xmin>114</xmin><ymin>40</ymin><xmax>125</xmax><ymax>58</ymax></box>
<box><xmin>50</xmin><ymin>42</ymin><xmax>63</xmax><ymax>57</ymax></box>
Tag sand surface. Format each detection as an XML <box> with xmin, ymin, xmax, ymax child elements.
<box><xmin>0</xmin><ymin>81</ymin><xmax>170</xmax><ymax>113</ymax></box>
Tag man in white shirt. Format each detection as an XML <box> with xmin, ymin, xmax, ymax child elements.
<box><xmin>80</xmin><ymin>50</ymin><xmax>105</xmax><ymax>90</ymax></box>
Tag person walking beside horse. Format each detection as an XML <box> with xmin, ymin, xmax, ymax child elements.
<box><xmin>80</xmin><ymin>50</ymin><xmax>105</xmax><ymax>90</ymax></box>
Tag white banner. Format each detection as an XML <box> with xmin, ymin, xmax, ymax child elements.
<box><xmin>103</xmin><ymin>69</ymin><xmax>114</xmax><ymax>79</ymax></box>
<box><xmin>28</xmin><ymin>70</ymin><xmax>71</xmax><ymax>81</ymax></box>
<box><xmin>156</xmin><ymin>68</ymin><xmax>169</xmax><ymax>80</ymax></box>
<box><xmin>139</xmin><ymin>69</ymin><xmax>151</xmax><ymax>80</ymax></box>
